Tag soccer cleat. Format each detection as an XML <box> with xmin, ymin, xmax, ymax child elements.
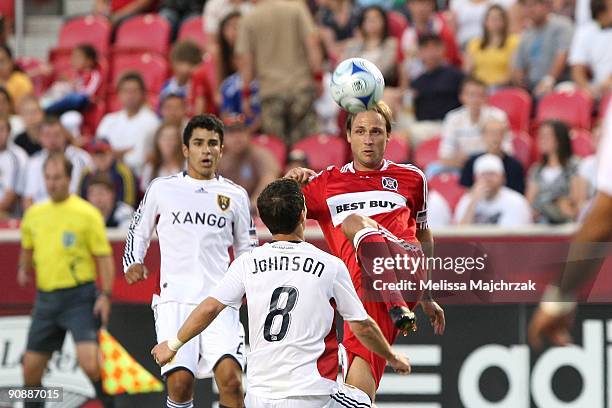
<box><xmin>389</xmin><ymin>306</ymin><xmax>417</xmax><ymax>335</ymax></box>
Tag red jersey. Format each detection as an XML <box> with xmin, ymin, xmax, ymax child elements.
<box><xmin>303</xmin><ymin>160</ymin><xmax>428</xmax><ymax>284</ymax></box>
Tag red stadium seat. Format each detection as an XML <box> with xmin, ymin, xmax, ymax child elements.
<box><xmin>252</xmin><ymin>134</ymin><xmax>287</xmax><ymax>168</ymax></box>
<box><xmin>413</xmin><ymin>136</ymin><xmax>440</xmax><ymax>170</ymax></box>
<box><xmin>53</xmin><ymin>15</ymin><xmax>111</xmax><ymax>56</ymax></box>
<box><xmin>428</xmin><ymin>173</ymin><xmax>465</xmax><ymax>210</ymax></box>
<box><xmin>178</xmin><ymin>16</ymin><xmax>207</xmax><ymax>49</ymax></box>
<box><xmin>114</xmin><ymin>14</ymin><xmax>171</xmax><ymax>56</ymax></box>
<box><xmin>293</xmin><ymin>134</ymin><xmax>348</xmax><ymax>171</ymax></box>
<box><xmin>384</xmin><ymin>136</ymin><xmax>410</xmax><ymax>163</ymax></box>
<box><xmin>0</xmin><ymin>1</ymin><xmax>14</xmax><ymax>22</ymax></box>
<box><xmin>570</xmin><ymin>129</ymin><xmax>595</xmax><ymax>158</ymax></box>
<box><xmin>536</xmin><ymin>90</ymin><xmax>594</xmax><ymax>130</ymax></box>
<box><xmin>488</xmin><ymin>88</ymin><xmax>532</xmax><ymax>133</ymax></box>
<box><xmin>15</xmin><ymin>57</ymin><xmax>52</xmax><ymax>96</ymax></box>
<box><xmin>387</xmin><ymin>11</ymin><xmax>408</xmax><ymax>40</ymax></box>
<box><xmin>511</xmin><ymin>131</ymin><xmax>534</xmax><ymax>170</ymax></box>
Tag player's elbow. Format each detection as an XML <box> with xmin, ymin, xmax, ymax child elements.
<box><xmin>348</xmin><ymin>316</ymin><xmax>376</xmax><ymax>338</ymax></box>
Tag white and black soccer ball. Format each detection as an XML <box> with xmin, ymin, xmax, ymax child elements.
<box><xmin>330</xmin><ymin>57</ymin><xmax>385</xmax><ymax>114</ymax></box>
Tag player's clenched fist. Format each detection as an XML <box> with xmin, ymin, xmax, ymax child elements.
<box><xmin>125</xmin><ymin>263</ymin><xmax>148</xmax><ymax>284</ymax></box>
<box><xmin>151</xmin><ymin>341</ymin><xmax>176</xmax><ymax>366</ymax></box>
<box><xmin>388</xmin><ymin>353</ymin><xmax>411</xmax><ymax>375</ymax></box>
<box><xmin>284</xmin><ymin>167</ymin><xmax>317</xmax><ymax>185</ymax></box>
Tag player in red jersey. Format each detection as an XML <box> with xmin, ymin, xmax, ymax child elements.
<box><xmin>286</xmin><ymin>101</ymin><xmax>445</xmax><ymax>402</ymax></box>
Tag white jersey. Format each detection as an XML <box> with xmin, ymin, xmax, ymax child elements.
<box><xmin>210</xmin><ymin>241</ymin><xmax>368</xmax><ymax>399</ymax></box>
<box><xmin>0</xmin><ymin>144</ymin><xmax>27</xmax><ymax>198</ymax></box>
<box><xmin>23</xmin><ymin>145</ymin><xmax>93</xmax><ymax>203</ymax></box>
<box><xmin>123</xmin><ymin>172</ymin><xmax>258</xmax><ymax>304</ymax></box>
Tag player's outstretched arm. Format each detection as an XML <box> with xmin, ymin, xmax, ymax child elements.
<box><xmin>347</xmin><ymin>317</ymin><xmax>411</xmax><ymax>375</ymax></box>
<box><xmin>284</xmin><ymin>167</ymin><xmax>318</xmax><ymax>185</ymax></box>
<box><xmin>151</xmin><ymin>296</ymin><xmax>227</xmax><ymax>366</ymax></box>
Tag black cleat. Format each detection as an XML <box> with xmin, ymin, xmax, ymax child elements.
<box><xmin>389</xmin><ymin>306</ymin><xmax>417</xmax><ymax>335</ymax></box>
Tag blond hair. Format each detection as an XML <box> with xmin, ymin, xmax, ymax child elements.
<box><xmin>345</xmin><ymin>101</ymin><xmax>393</xmax><ymax>134</ymax></box>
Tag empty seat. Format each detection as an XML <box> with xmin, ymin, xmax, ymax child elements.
<box><xmin>293</xmin><ymin>134</ymin><xmax>348</xmax><ymax>171</ymax></box>
<box><xmin>54</xmin><ymin>15</ymin><xmax>111</xmax><ymax>56</ymax></box>
<box><xmin>488</xmin><ymin>87</ymin><xmax>532</xmax><ymax>133</ymax></box>
<box><xmin>570</xmin><ymin>128</ymin><xmax>595</xmax><ymax>158</ymax></box>
<box><xmin>387</xmin><ymin>11</ymin><xmax>408</xmax><ymax>40</ymax></box>
<box><xmin>413</xmin><ymin>136</ymin><xmax>440</xmax><ymax>170</ymax></box>
<box><xmin>178</xmin><ymin>16</ymin><xmax>207</xmax><ymax>48</ymax></box>
<box><xmin>536</xmin><ymin>90</ymin><xmax>593</xmax><ymax>130</ymax></box>
<box><xmin>252</xmin><ymin>134</ymin><xmax>287</xmax><ymax>168</ymax></box>
<box><xmin>511</xmin><ymin>131</ymin><xmax>535</xmax><ymax>170</ymax></box>
<box><xmin>114</xmin><ymin>14</ymin><xmax>171</xmax><ymax>56</ymax></box>
<box><xmin>383</xmin><ymin>136</ymin><xmax>410</xmax><ymax>164</ymax></box>
<box><xmin>428</xmin><ymin>172</ymin><xmax>466</xmax><ymax>210</ymax></box>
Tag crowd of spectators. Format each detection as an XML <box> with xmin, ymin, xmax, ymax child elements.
<box><xmin>0</xmin><ymin>0</ymin><xmax>609</xmax><ymax>229</ymax></box>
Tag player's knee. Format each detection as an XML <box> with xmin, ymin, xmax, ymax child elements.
<box><xmin>78</xmin><ymin>358</ymin><xmax>100</xmax><ymax>380</ymax></box>
<box><xmin>217</xmin><ymin>371</ymin><xmax>243</xmax><ymax>396</ymax></box>
<box><xmin>341</xmin><ymin>214</ymin><xmax>373</xmax><ymax>241</ymax></box>
<box><xmin>167</xmin><ymin>373</ymin><xmax>194</xmax><ymax>403</ymax></box>
<box><xmin>22</xmin><ymin>352</ymin><xmax>47</xmax><ymax>385</ymax></box>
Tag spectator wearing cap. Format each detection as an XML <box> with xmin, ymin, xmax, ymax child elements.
<box><xmin>0</xmin><ymin>116</ymin><xmax>27</xmax><ymax>218</ymax></box>
<box><xmin>460</xmin><ymin>117</ymin><xmax>525</xmax><ymax>193</ymax></box>
<box><xmin>86</xmin><ymin>172</ymin><xmax>135</xmax><ymax>228</ymax></box>
<box><xmin>140</xmin><ymin>123</ymin><xmax>185</xmax><ymax>192</ymax></box>
<box><xmin>217</xmin><ymin>114</ymin><xmax>280</xmax><ymax>211</ymax></box>
<box><xmin>569</xmin><ymin>0</ymin><xmax>612</xmax><ymax>98</ymax></box>
<box><xmin>160</xmin><ymin>94</ymin><xmax>189</xmax><ymax>131</ymax></box>
<box><xmin>14</xmin><ymin>96</ymin><xmax>44</xmax><ymax>156</ymax></box>
<box><xmin>23</xmin><ymin>116</ymin><xmax>93</xmax><ymax>208</ymax></box>
<box><xmin>454</xmin><ymin>153</ymin><xmax>532</xmax><ymax>226</ymax></box>
<box><xmin>512</xmin><ymin>0</ymin><xmax>573</xmax><ymax>95</ymax></box>
<box><xmin>96</xmin><ymin>72</ymin><xmax>160</xmax><ymax>173</ymax></box>
<box><xmin>79</xmin><ymin>138</ymin><xmax>138</xmax><ymax>208</ymax></box>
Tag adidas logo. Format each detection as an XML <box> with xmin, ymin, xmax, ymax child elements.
<box><xmin>195</xmin><ymin>187</ymin><xmax>207</xmax><ymax>194</ymax></box>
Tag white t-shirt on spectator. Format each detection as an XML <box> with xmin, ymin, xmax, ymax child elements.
<box><xmin>203</xmin><ymin>0</ymin><xmax>251</xmax><ymax>35</ymax></box>
<box><xmin>454</xmin><ymin>186</ymin><xmax>532</xmax><ymax>226</ymax></box>
<box><xmin>597</xmin><ymin>109</ymin><xmax>612</xmax><ymax>196</ymax></box>
<box><xmin>569</xmin><ymin>21</ymin><xmax>612</xmax><ymax>86</ymax></box>
<box><xmin>0</xmin><ymin>144</ymin><xmax>27</xmax><ymax>199</ymax></box>
<box><xmin>439</xmin><ymin>105</ymin><xmax>510</xmax><ymax>160</ymax></box>
<box><xmin>96</xmin><ymin>107</ymin><xmax>160</xmax><ymax>174</ymax></box>
<box><xmin>24</xmin><ymin>145</ymin><xmax>93</xmax><ymax>204</ymax></box>
<box><xmin>427</xmin><ymin>190</ymin><xmax>452</xmax><ymax>228</ymax></box>
<box><xmin>577</xmin><ymin>154</ymin><xmax>598</xmax><ymax>197</ymax></box>
<box><xmin>450</xmin><ymin>0</ymin><xmax>491</xmax><ymax>47</ymax></box>
<box><xmin>575</xmin><ymin>0</ymin><xmax>592</xmax><ymax>26</ymax></box>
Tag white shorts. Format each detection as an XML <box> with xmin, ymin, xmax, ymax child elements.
<box><xmin>245</xmin><ymin>383</ymin><xmax>371</xmax><ymax>408</ymax></box>
<box><xmin>152</xmin><ymin>296</ymin><xmax>245</xmax><ymax>379</ymax></box>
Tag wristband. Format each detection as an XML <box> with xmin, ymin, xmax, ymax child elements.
<box><xmin>540</xmin><ymin>285</ymin><xmax>576</xmax><ymax>316</ymax></box>
<box><xmin>313</xmin><ymin>71</ymin><xmax>323</xmax><ymax>82</ymax></box>
<box><xmin>168</xmin><ymin>336</ymin><xmax>184</xmax><ymax>352</ymax></box>
<box><xmin>98</xmin><ymin>290</ymin><xmax>112</xmax><ymax>299</ymax></box>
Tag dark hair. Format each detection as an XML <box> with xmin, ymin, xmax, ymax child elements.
<box><xmin>149</xmin><ymin>123</ymin><xmax>184</xmax><ymax>178</ymax></box>
<box><xmin>183</xmin><ymin>114</ymin><xmax>224</xmax><ymax>146</ymax></box>
<box><xmin>257</xmin><ymin>179</ymin><xmax>305</xmax><ymax>235</ymax></box>
<box><xmin>161</xmin><ymin>93</ymin><xmax>186</xmax><ymax>107</ymax></box>
<box><xmin>591</xmin><ymin>0</ymin><xmax>608</xmax><ymax>20</ymax></box>
<box><xmin>87</xmin><ymin>172</ymin><xmax>115</xmax><ymax>191</ymax></box>
<box><xmin>117</xmin><ymin>71</ymin><xmax>146</xmax><ymax>93</ymax></box>
<box><xmin>0</xmin><ymin>115</ymin><xmax>10</xmax><ymax>132</ymax></box>
<box><xmin>170</xmin><ymin>40</ymin><xmax>202</xmax><ymax>65</ymax></box>
<box><xmin>346</xmin><ymin>100</ymin><xmax>393</xmax><ymax>134</ymax></box>
<box><xmin>44</xmin><ymin>153</ymin><xmax>73</xmax><ymax>177</ymax></box>
<box><xmin>75</xmin><ymin>44</ymin><xmax>98</xmax><ymax>67</ymax></box>
<box><xmin>0</xmin><ymin>86</ymin><xmax>13</xmax><ymax>114</ymax></box>
<box><xmin>460</xmin><ymin>76</ymin><xmax>487</xmax><ymax>93</ymax></box>
<box><xmin>481</xmin><ymin>5</ymin><xmax>508</xmax><ymax>50</ymax></box>
<box><xmin>218</xmin><ymin>11</ymin><xmax>241</xmax><ymax>81</ymax></box>
<box><xmin>540</xmin><ymin>120</ymin><xmax>573</xmax><ymax>167</ymax></box>
<box><xmin>42</xmin><ymin>114</ymin><xmax>62</xmax><ymax>127</ymax></box>
<box><xmin>0</xmin><ymin>43</ymin><xmax>12</xmax><ymax>60</ymax></box>
<box><xmin>417</xmin><ymin>33</ymin><xmax>443</xmax><ymax>47</ymax></box>
<box><xmin>358</xmin><ymin>6</ymin><xmax>389</xmax><ymax>41</ymax></box>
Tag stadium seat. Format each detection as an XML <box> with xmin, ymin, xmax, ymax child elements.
<box><xmin>413</xmin><ymin>136</ymin><xmax>440</xmax><ymax>170</ymax></box>
<box><xmin>384</xmin><ymin>136</ymin><xmax>410</xmax><ymax>164</ymax></box>
<box><xmin>293</xmin><ymin>134</ymin><xmax>348</xmax><ymax>171</ymax></box>
<box><xmin>488</xmin><ymin>88</ymin><xmax>532</xmax><ymax>133</ymax></box>
<box><xmin>114</xmin><ymin>14</ymin><xmax>171</xmax><ymax>56</ymax></box>
<box><xmin>252</xmin><ymin>134</ymin><xmax>287</xmax><ymax>168</ymax></box>
<box><xmin>15</xmin><ymin>57</ymin><xmax>52</xmax><ymax>96</ymax></box>
<box><xmin>428</xmin><ymin>173</ymin><xmax>465</xmax><ymax>210</ymax></box>
<box><xmin>536</xmin><ymin>90</ymin><xmax>594</xmax><ymax>130</ymax></box>
<box><xmin>570</xmin><ymin>129</ymin><xmax>595</xmax><ymax>158</ymax></box>
<box><xmin>0</xmin><ymin>1</ymin><xmax>14</xmax><ymax>23</ymax></box>
<box><xmin>511</xmin><ymin>131</ymin><xmax>535</xmax><ymax>170</ymax></box>
<box><xmin>52</xmin><ymin>15</ymin><xmax>111</xmax><ymax>56</ymax></box>
<box><xmin>387</xmin><ymin>11</ymin><xmax>408</xmax><ymax>40</ymax></box>
<box><xmin>177</xmin><ymin>16</ymin><xmax>206</xmax><ymax>48</ymax></box>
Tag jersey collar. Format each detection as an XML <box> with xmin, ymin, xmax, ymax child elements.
<box><xmin>342</xmin><ymin>159</ymin><xmax>390</xmax><ymax>173</ymax></box>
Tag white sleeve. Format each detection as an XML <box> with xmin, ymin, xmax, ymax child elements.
<box><xmin>23</xmin><ymin>159</ymin><xmax>41</xmax><ymax>200</ymax></box>
<box><xmin>453</xmin><ymin>194</ymin><xmax>471</xmax><ymax>224</ymax></box>
<box><xmin>597</xmin><ymin>109</ymin><xmax>612</xmax><ymax>196</ymax></box>
<box><xmin>209</xmin><ymin>255</ymin><xmax>246</xmax><ymax>310</ymax></box>
<box><xmin>568</xmin><ymin>26</ymin><xmax>589</xmax><ymax>65</ymax></box>
<box><xmin>499</xmin><ymin>196</ymin><xmax>533</xmax><ymax>226</ymax></box>
<box><xmin>232</xmin><ymin>190</ymin><xmax>258</xmax><ymax>257</ymax></box>
<box><xmin>438</xmin><ymin>113</ymin><xmax>457</xmax><ymax>160</ymax></box>
<box><xmin>122</xmin><ymin>180</ymin><xmax>160</xmax><ymax>272</ymax></box>
<box><xmin>332</xmin><ymin>260</ymin><xmax>368</xmax><ymax>321</ymax></box>
<box><xmin>95</xmin><ymin>115</ymin><xmax>110</xmax><ymax>138</ymax></box>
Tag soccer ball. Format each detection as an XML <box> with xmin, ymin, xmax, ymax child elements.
<box><xmin>330</xmin><ymin>58</ymin><xmax>385</xmax><ymax>114</ymax></box>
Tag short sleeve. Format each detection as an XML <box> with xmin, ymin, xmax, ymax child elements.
<box><xmin>411</xmin><ymin>168</ymin><xmax>429</xmax><ymax>230</ymax></box>
<box><xmin>209</xmin><ymin>255</ymin><xmax>247</xmax><ymax>309</ymax></box>
<box><xmin>21</xmin><ymin>210</ymin><xmax>33</xmax><ymax>250</ymax></box>
<box><xmin>568</xmin><ymin>25</ymin><xmax>589</xmax><ymax>65</ymax></box>
<box><xmin>597</xmin><ymin>110</ymin><xmax>612</xmax><ymax>196</ymax></box>
<box><xmin>556</xmin><ymin>18</ymin><xmax>574</xmax><ymax>52</ymax></box>
<box><xmin>86</xmin><ymin>209</ymin><xmax>112</xmax><ymax>256</ymax></box>
<box><xmin>332</xmin><ymin>260</ymin><xmax>368</xmax><ymax>321</ymax></box>
<box><xmin>302</xmin><ymin>171</ymin><xmax>328</xmax><ymax>220</ymax></box>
